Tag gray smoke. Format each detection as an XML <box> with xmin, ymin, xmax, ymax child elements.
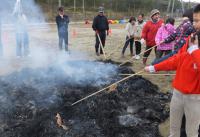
<box><xmin>1</xmin><ymin>0</ymin><xmax>46</xmax><ymax>23</ymax></box>
<box><xmin>0</xmin><ymin>0</ymin><xmax>118</xmax><ymax>114</ymax></box>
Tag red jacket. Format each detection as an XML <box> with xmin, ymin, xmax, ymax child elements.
<box><xmin>154</xmin><ymin>44</ymin><xmax>200</xmax><ymax>94</ymax></box>
<box><xmin>142</xmin><ymin>19</ymin><xmax>163</xmax><ymax>46</ymax></box>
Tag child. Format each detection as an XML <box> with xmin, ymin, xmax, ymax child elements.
<box><xmin>121</xmin><ymin>16</ymin><xmax>136</xmax><ymax>57</ymax></box>
<box><xmin>145</xmin><ymin>4</ymin><xmax>200</xmax><ymax>137</ymax></box>
<box><xmin>133</xmin><ymin>14</ymin><xmax>146</xmax><ymax>60</ymax></box>
<box><xmin>155</xmin><ymin>17</ymin><xmax>175</xmax><ymax>59</ymax></box>
<box><xmin>152</xmin><ymin>8</ymin><xmax>195</xmax><ymax>65</ymax></box>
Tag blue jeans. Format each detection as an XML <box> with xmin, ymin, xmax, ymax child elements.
<box><xmin>151</xmin><ymin>50</ymin><xmax>177</xmax><ymax>65</ymax></box>
<box><xmin>16</xmin><ymin>32</ymin><xmax>29</xmax><ymax>56</ymax></box>
<box><xmin>59</xmin><ymin>32</ymin><xmax>68</xmax><ymax>51</ymax></box>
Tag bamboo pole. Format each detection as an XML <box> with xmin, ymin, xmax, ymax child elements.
<box><xmin>107</xmin><ymin>37</ymin><xmax>134</xmax><ymax>58</ymax></box>
<box><xmin>119</xmin><ymin>73</ymin><xmax>175</xmax><ymax>76</ymax></box>
<box><xmin>71</xmin><ymin>69</ymin><xmax>144</xmax><ymax>106</ymax></box>
<box><xmin>119</xmin><ymin>44</ymin><xmax>157</xmax><ymax>67</ymax></box>
<box><xmin>97</xmin><ymin>33</ymin><xmax>107</xmax><ymax>59</ymax></box>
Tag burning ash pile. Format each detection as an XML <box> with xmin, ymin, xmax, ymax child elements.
<box><xmin>0</xmin><ymin>60</ymin><xmax>170</xmax><ymax>137</ymax></box>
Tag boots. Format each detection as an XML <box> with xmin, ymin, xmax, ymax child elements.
<box><xmin>143</xmin><ymin>58</ymin><xmax>147</xmax><ymax>65</ymax></box>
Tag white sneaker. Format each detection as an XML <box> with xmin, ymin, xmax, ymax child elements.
<box><xmin>135</xmin><ymin>55</ymin><xmax>140</xmax><ymax>60</ymax></box>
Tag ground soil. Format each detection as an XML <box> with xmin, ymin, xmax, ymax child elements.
<box><xmin>1</xmin><ymin>23</ymin><xmax>173</xmax><ymax>136</ymax></box>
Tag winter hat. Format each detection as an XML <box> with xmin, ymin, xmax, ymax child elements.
<box><xmin>98</xmin><ymin>7</ymin><xmax>104</xmax><ymax>13</ymax></box>
<box><xmin>150</xmin><ymin>9</ymin><xmax>160</xmax><ymax>17</ymax></box>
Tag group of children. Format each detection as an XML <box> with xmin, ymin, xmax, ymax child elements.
<box><xmin>145</xmin><ymin>5</ymin><xmax>200</xmax><ymax>137</ymax></box>
<box><xmin>121</xmin><ymin>8</ymin><xmax>195</xmax><ymax>66</ymax></box>
<box><xmin>121</xmin><ymin>14</ymin><xmax>145</xmax><ymax>60</ymax></box>
<box><xmin>120</xmin><ymin>4</ymin><xmax>200</xmax><ymax>137</ymax></box>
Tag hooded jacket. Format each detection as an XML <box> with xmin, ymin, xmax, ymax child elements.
<box><xmin>155</xmin><ymin>23</ymin><xmax>175</xmax><ymax>50</ymax></box>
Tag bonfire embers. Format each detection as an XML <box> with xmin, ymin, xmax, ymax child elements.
<box><xmin>0</xmin><ymin>61</ymin><xmax>171</xmax><ymax>137</ymax></box>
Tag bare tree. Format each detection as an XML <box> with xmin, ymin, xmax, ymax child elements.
<box><xmin>74</xmin><ymin>0</ymin><xmax>76</xmax><ymax>12</ymax></box>
<box><xmin>58</xmin><ymin>0</ymin><xmax>61</xmax><ymax>7</ymax></box>
<box><xmin>171</xmin><ymin>0</ymin><xmax>175</xmax><ymax>17</ymax></box>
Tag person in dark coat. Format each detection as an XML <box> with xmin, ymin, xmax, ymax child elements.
<box><xmin>56</xmin><ymin>7</ymin><xmax>70</xmax><ymax>51</ymax></box>
<box><xmin>92</xmin><ymin>7</ymin><xmax>109</xmax><ymax>56</ymax></box>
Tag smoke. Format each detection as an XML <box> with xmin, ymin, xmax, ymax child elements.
<box><xmin>0</xmin><ymin>0</ymin><xmax>46</xmax><ymax>23</ymax></box>
<box><xmin>0</xmin><ymin>0</ymin><xmax>118</xmax><ymax>115</ymax></box>
<box><xmin>0</xmin><ymin>54</ymin><xmax>117</xmax><ymax>114</ymax></box>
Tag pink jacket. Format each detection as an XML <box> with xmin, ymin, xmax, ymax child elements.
<box><xmin>155</xmin><ymin>23</ymin><xmax>175</xmax><ymax>50</ymax></box>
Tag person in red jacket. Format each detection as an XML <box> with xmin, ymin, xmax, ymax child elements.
<box><xmin>144</xmin><ymin>4</ymin><xmax>200</xmax><ymax>137</ymax></box>
<box><xmin>141</xmin><ymin>9</ymin><xmax>163</xmax><ymax>65</ymax></box>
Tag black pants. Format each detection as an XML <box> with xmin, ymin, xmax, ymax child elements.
<box><xmin>151</xmin><ymin>41</ymin><xmax>186</xmax><ymax>65</ymax></box>
<box><xmin>95</xmin><ymin>31</ymin><xmax>106</xmax><ymax>54</ymax></box>
<box><xmin>156</xmin><ymin>50</ymin><xmax>172</xmax><ymax>59</ymax></box>
<box><xmin>59</xmin><ymin>32</ymin><xmax>68</xmax><ymax>51</ymax></box>
<box><xmin>135</xmin><ymin>41</ymin><xmax>141</xmax><ymax>55</ymax></box>
<box><xmin>143</xmin><ymin>46</ymin><xmax>157</xmax><ymax>58</ymax></box>
<box><xmin>122</xmin><ymin>36</ymin><xmax>134</xmax><ymax>55</ymax></box>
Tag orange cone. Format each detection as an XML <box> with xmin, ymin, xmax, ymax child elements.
<box><xmin>108</xmin><ymin>29</ymin><xmax>112</xmax><ymax>35</ymax></box>
<box><xmin>72</xmin><ymin>29</ymin><xmax>77</xmax><ymax>38</ymax></box>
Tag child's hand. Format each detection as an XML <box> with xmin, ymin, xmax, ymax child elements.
<box><xmin>144</xmin><ymin>65</ymin><xmax>155</xmax><ymax>73</ymax></box>
<box><xmin>190</xmin><ymin>33</ymin><xmax>199</xmax><ymax>46</ymax></box>
<box><xmin>188</xmin><ymin>33</ymin><xmax>199</xmax><ymax>54</ymax></box>
<box><xmin>144</xmin><ymin>66</ymin><xmax>150</xmax><ymax>72</ymax></box>
<box><xmin>141</xmin><ymin>38</ymin><xmax>146</xmax><ymax>45</ymax></box>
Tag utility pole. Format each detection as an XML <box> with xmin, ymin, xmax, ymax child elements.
<box><xmin>181</xmin><ymin>0</ymin><xmax>185</xmax><ymax>13</ymax></box>
<box><xmin>167</xmin><ymin>0</ymin><xmax>172</xmax><ymax>14</ymax></box>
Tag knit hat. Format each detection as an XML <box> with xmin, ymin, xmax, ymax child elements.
<box><xmin>98</xmin><ymin>7</ymin><xmax>104</xmax><ymax>13</ymax></box>
<box><xmin>150</xmin><ymin>9</ymin><xmax>160</xmax><ymax>17</ymax></box>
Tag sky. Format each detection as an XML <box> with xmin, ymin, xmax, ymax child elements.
<box><xmin>182</xmin><ymin>0</ymin><xmax>200</xmax><ymax>3</ymax></box>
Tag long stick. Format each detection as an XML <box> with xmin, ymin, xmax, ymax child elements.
<box><xmin>71</xmin><ymin>69</ymin><xmax>144</xmax><ymax>106</ymax></box>
<box><xmin>107</xmin><ymin>37</ymin><xmax>134</xmax><ymax>58</ymax></box>
<box><xmin>119</xmin><ymin>73</ymin><xmax>175</xmax><ymax>76</ymax></box>
<box><xmin>138</xmin><ymin>45</ymin><xmax>157</xmax><ymax>56</ymax></box>
<box><xmin>97</xmin><ymin>33</ymin><xmax>107</xmax><ymax>59</ymax></box>
<box><xmin>119</xmin><ymin>45</ymin><xmax>157</xmax><ymax>67</ymax></box>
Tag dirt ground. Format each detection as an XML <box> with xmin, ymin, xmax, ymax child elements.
<box><xmin>1</xmin><ymin>23</ymin><xmax>173</xmax><ymax>136</ymax></box>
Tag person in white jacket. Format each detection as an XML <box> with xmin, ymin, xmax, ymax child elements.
<box><xmin>15</xmin><ymin>12</ymin><xmax>29</xmax><ymax>57</ymax></box>
<box><xmin>133</xmin><ymin>14</ymin><xmax>146</xmax><ymax>59</ymax></box>
<box><xmin>121</xmin><ymin>16</ymin><xmax>136</xmax><ymax>57</ymax></box>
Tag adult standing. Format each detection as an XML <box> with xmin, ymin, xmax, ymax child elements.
<box><xmin>92</xmin><ymin>7</ymin><xmax>109</xmax><ymax>56</ymax></box>
<box><xmin>14</xmin><ymin>12</ymin><xmax>29</xmax><ymax>57</ymax></box>
<box><xmin>56</xmin><ymin>7</ymin><xmax>70</xmax><ymax>52</ymax></box>
<box><xmin>141</xmin><ymin>9</ymin><xmax>163</xmax><ymax>65</ymax></box>
<box><xmin>133</xmin><ymin>14</ymin><xmax>146</xmax><ymax>59</ymax></box>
